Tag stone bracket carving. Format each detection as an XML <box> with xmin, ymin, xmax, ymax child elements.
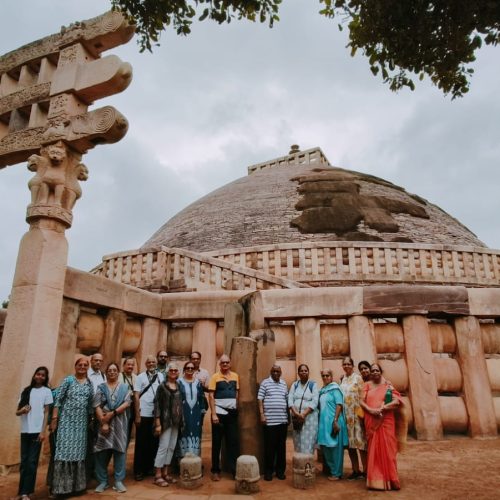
<box><xmin>26</xmin><ymin>203</ymin><xmax>73</xmax><ymax>226</ymax></box>
<box><xmin>0</xmin><ymin>106</ymin><xmax>128</xmax><ymax>167</ymax></box>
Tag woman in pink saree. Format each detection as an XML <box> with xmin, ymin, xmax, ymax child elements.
<box><xmin>361</xmin><ymin>363</ymin><xmax>401</xmax><ymax>491</ymax></box>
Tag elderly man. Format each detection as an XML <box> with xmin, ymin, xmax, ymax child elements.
<box><xmin>208</xmin><ymin>354</ymin><xmax>239</xmax><ymax>481</ymax></box>
<box><xmin>133</xmin><ymin>355</ymin><xmax>164</xmax><ymax>481</ymax></box>
<box><xmin>88</xmin><ymin>353</ymin><xmax>106</xmax><ymax>392</ymax></box>
<box><xmin>258</xmin><ymin>364</ymin><xmax>289</xmax><ymax>481</ymax></box>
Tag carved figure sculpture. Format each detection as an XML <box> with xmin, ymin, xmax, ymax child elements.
<box><xmin>27</xmin><ymin>154</ymin><xmax>48</xmax><ymax>204</ymax></box>
<box><xmin>64</xmin><ymin>163</ymin><xmax>88</xmax><ymax>210</ymax></box>
<box><xmin>36</xmin><ymin>141</ymin><xmax>68</xmax><ymax>206</ymax></box>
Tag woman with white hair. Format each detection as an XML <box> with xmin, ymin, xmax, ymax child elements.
<box><xmin>152</xmin><ymin>362</ymin><xmax>183</xmax><ymax>487</ymax></box>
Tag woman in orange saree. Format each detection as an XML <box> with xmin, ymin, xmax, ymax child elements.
<box><xmin>361</xmin><ymin>363</ymin><xmax>401</xmax><ymax>491</ymax></box>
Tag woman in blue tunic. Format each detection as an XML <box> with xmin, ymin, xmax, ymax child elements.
<box><xmin>50</xmin><ymin>358</ymin><xmax>94</xmax><ymax>496</ymax></box>
<box><xmin>178</xmin><ymin>361</ymin><xmax>205</xmax><ymax>456</ymax></box>
<box><xmin>318</xmin><ymin>368</ymin><xmax>348</xmax><ymax>480</ymax></box>
<box><xmin>288</xmin><ymin>364</ymin><xmax>319</xmax><ymax>455</ymax></box>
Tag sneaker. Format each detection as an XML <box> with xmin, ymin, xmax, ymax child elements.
<box><xmin>113</xmin><ymin>481</ymin><xmax>127</xmax><ymax>493</ymax></box>
<box><xmin>94</xmin><ymin>482</ymin><xmax>109</xmax><ymax>493</ymax></box>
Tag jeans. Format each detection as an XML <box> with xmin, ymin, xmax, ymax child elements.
<box><xmin>18</xmin><ymin>433</ymin><xmax>42</xmax><ymax>495</ymax></box>
<box><xmin>95</xmin><ymin>449</ymin><xmax>126</xmax><ymax>484</ymax></box>
<box><xmin>211</xmin><ymin>411</ymin><xmax>239</xmax><ymax>475</ymax></box>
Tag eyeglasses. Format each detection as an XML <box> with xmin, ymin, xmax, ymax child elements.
<box><xmin>220</xmin><ymin>361</ymin><xmax>230</xmax><ymax>365</ymax></box>
<box><xmin>321</xmin><ymin>374</ymin><xmax>332</xmax><ymax>378</ymax></box>
<box><xmin>169</xmin><ymin>369</ymin><xmax>179</xmax><ymax>372</ymax></box>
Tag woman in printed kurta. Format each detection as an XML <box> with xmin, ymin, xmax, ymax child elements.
<box><xmin>340</xmin><ymin>356</ymin><xmax>367</xmax><ymax>479</ymax></box>
<box><xmin>318</xmin><ymin>369</ymin><xmax>348</xmax><ymax>480</ymax></box>
<box><xmin>178</xmin><ymin>361</ymin><xmax>205</xmax><ymax>457</ymax></box>
<box><xmin>361</xmin><ymin>363</ymin><xmax>402</xmax><ymax>491</ymax></box>
<box><xmin>288</xmin><ymin>364</ymin><xmax>319</xmax><ymax>455</ymax></box>
<box><xmin>93</xmin><ymin>362</ymin><xmax>131</xmax><ymax>493</ymax></box>
<box><xmin>50</xmin><ymin>358</ymin><xmax>94</xmax><ymax>496</ymax></box>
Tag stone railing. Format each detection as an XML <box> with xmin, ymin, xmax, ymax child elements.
<box><xmin>206</xmin><ymin>241</ymin><xmax>500</xmax><ymax>288</ymax></box>
<box><xmin>92</xmin><ymin>241</ymin><xmax>500</xmax><ymax>290</ymax></box>
<box><xmin>91</xmin><ymin>246</ymin><xmax>309</xmax><ymax>291</ymax></box>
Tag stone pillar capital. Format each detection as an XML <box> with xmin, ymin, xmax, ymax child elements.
<box><xmin>25</xmin><ymin>140</ymin><xmax>87</xmax><ymax>229</ymax></box>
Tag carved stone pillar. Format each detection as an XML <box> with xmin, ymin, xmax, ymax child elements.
<box><xmin>294</xmin><ymin>318</ymin><xmax>322</xmax><ymax>385</ymax></box>
<box><xmin>402</xmin><ymin>315</ymin><xmax>443</xmax><ymax>440</ymax></box>
<box><xmin>454</xmin><ymin>316</ymin><xmax>497</xmax><ymax>437</ymax></box>
<box><xmin>0</xmin><ymin>142</ymin><xmax>86</xmax><ymax>465</ymax></box>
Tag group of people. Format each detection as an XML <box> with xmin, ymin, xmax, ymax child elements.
<box><xmin>260</xmin><ymin>357</ymin><xmax>403</xmax><ymax>490</ymax></box>
<box><xmin>15</xmin><ymin>351</ymin><xmax>402</xmax><ymax>499</ymax></box>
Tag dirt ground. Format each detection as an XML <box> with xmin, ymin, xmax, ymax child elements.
<box><xmin>2</xmin><ymin>436</ymin><xmax>500</xmax><ymax>500</ymax></box>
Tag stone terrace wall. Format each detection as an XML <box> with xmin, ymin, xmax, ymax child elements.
<box><xmin>49</xmin><ymin>269</ymin><xmax>500</xmax><ymax>439</ymax></box>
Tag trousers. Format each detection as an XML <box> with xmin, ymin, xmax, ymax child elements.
<box><xmin>18</xmin><ymin>433</ymin><xmax>42</xmax><ymax>495</ymax></box>
<box><xmin>211</xmin><ymin>411</ymin><xmax>239</xmax><ymax>475</ymax></box>
<box><xmin>263</xmin><ymin>423</ymin><xmax>287</xmax><ymax>476</ymax></box>
<box><xmin>133</xmin><ymin>417</ymin><xmax>159</xmax><ymax>476</ymax></box>
<box><xmin>95</xmin><ymin>449</ymin><xmax>126</xmax><ymax>483</ymax></box>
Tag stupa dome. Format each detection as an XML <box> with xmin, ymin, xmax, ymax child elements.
<box><xmin>143</xmin><ymin>147</ymin><xmax>484</xmax><ymax>252</ymax></box>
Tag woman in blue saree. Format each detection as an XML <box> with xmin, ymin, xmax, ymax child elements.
<box><xmin>93</xmin><ymin>362</ymin><xmax>131</xmax><ymax>493</ymax></box>
<box><xmin>318</xmin><ymin>368</ymin><xmax>348</xmax><ymax>480</ymax></box>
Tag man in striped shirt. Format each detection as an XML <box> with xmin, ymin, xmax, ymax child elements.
<box><xmin>257</xmin><ymin>365</ymin><xmax>289</xmax><ymax>481</ymax></box>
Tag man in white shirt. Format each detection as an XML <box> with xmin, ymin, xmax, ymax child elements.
<box><xmin>133</xmin><ymin>355</ymin><xmax>164</xmax><ymax>481</ymax></box>
<box><xmin>87</xmin><ymin>353</ymin><xmax>106</xmax><ymax>392</ymax></box>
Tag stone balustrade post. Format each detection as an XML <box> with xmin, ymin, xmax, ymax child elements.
<box><xmin>402</xmin><ymin>315</ymin><xmax>443</xmax><ymax>440</ymax></box>
<box><xmin>294</xmin><ymin>318</ymin><xmax>322</xmax><ymax>386</ymax></box>
<box><xmin>454</xmin><ymin>316</ymin><xmax>497</xmax><ymax>437</ymax></box>
<box><xmin>348</xmin><ymin>315</ymin><xmax>377</xmax><ymax>365</ymax></box>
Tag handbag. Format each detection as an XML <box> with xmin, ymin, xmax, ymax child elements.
<box><xmin>291</xmin><ymin>381</ymin><xmax>310</xmax><ymax>432</ymax></box>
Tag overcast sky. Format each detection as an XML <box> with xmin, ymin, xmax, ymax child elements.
<box><xmin>1</xmin><ymin>0</ymin><xmax>499</xmax><ymax>301</ymax></box>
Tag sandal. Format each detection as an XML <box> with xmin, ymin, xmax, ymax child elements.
<box><xmin>163</xmin><ymin>475</ymin><xmax>177</xmax><ymax>484</ymax></box>
<box><xmin>153</xmin><ymin>477</ymin><xmax>169</xmax><ymax>487</ymax></box>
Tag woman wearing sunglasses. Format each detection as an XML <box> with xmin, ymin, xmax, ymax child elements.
<box><xmin>178</xmin><ymin>361</ymin><xmax>205</xmax><ymax>457</ymax></box>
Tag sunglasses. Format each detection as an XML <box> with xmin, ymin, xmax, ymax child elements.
<box><xmin>185</xmin><ymin>367</ymin><xmax>195</xmax><ymax>371</ymax></box>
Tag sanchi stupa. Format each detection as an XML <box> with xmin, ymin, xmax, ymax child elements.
<box><xmin>87</xmin><ymin>145</ymin><xmax>499</xmax><ymax>445</ymax></box>
<box><xmin>0</xmin><ymin>10</ymin><xmax>499</xmax><ymax>467</ymax></box>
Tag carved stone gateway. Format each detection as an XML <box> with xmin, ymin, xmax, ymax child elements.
<box><xmin>0</xmin><ymin>11</ymin><xmax>133</xmax><ymax>466</ymax></box>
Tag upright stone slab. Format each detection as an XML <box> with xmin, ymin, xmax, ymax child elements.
<box><xmin>402</xmin><ymin>315</ymin><xmax>443</xmax><ymax>440</ymax></box>
<box><xmin>230</xmin><ymin>337</ymin><xmax>262</xmax><ymax>466</ymax></box>
<box><xmin>294</xmin><ymin>318</ymin><xmax>322</xmax><ymax>385</ymax></box>
<box><xmin>53</xmin><ymin>298</ymin><xmax>80</xmax><ymax>385</ymax></box>
<box><xmin>454</xmin><ymin>316</ymin><xmax>497</xmax><ymax>437</ymax></box>
<box><xmin>348</xmin><ymin>315</ymin><xmax>376</xmax><ymax>365</ymax></box>
<box><xmin>224</xmin><ymin>302</ymin><xmax>246</xmax><ymax>355</ymax></box>
<box><xmin>102</xmin><ymin>308</ymin><xmax>126</xmax><ymax>364</ymax></box>
<box><xmin>249</xmin><ymin>328</ymin><xmax>276</xmax><ymax>383</ymax></box>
